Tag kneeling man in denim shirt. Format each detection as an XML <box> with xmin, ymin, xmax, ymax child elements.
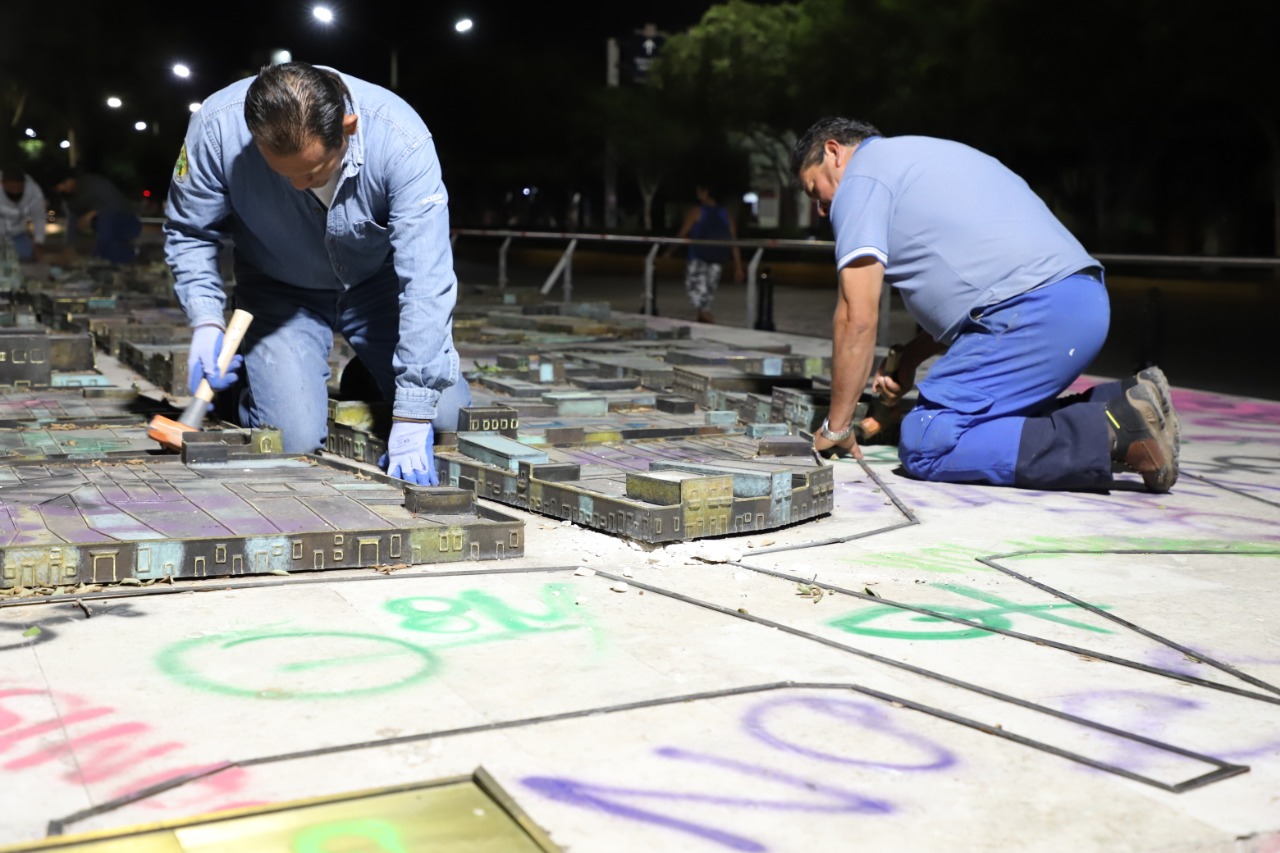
<box><xmin>164</xmin><ymin>61</ymin><xmax>470</xmax><ymax>485</ymax></box>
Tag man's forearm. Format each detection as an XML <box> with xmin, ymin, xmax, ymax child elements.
<box><xmin>828</xmin><ymin>319</ymin><xmax>877</xmax><ymax>432</ymax></box>
<box><xmin>164</xmin><ymin>222</ymin><xmax>230</xmax><ymax>327</ymax></box>
<box><xmin>825</xmin><ymin>261</ymin><xmax>884</xmax><ymax>432</ymax></box>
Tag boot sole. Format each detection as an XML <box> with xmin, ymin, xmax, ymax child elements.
<box><xmin>1125</xmin><ymin>383</ymin><xmax>1178</xmax><ymax>492</ymax></box>
<box><xmin>1137</xmin><ymin>366</ymin><xmax>1181</xmax><ymax>464</ymax></box>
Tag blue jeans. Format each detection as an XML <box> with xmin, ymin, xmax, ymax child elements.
<box><xmin>94</xmin><ymin>211</ymin><xmax>141</xmax><ymax>264</ymax></box>
<box><xmin>10</xmin><ymin>234</ymin><xmax>35</xmax><ymax>260</ymax></box>
<box><xmin>231</xmin><ymin>275</ymin><xmax>471</xmax><ymax>454</ymax></box>
<box><xmin>898</xmin><ymin>272</ymin><xmax>1112</xmax><ymax>489</ymax></box>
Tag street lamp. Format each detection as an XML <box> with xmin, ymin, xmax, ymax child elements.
<box><xmin>172</xmin><ymin>63</ymin><xmax>191</xmax><ymax>79</ymax></box>
<box><xmin>455</xmin><ymin>18</ymin><xmax>473</xmax><ymax>33</ymax></box>
<box><xmin>106</xmin><ymin>96</ymin><xmax>122</xmax><ymax>108</ymax></box>
<box><xmin>134</xmin><ymin>121</ymin><xmax>148</xmax><ymax>131</ymax></box>
<box><xmin>306</xmin><ymin>6</ymin><xmax>402</xmax><ymax>91</ymax></box>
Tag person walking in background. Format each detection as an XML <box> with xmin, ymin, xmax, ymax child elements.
<box><xmin>791</xmin><ymin>116</ymin><xmax>1180</xmax><ymax>493</ymax></box>
<box><xmin>0</xmin><ymin>164</ymin><xmax>48</xmax><ymax>261</ymax></box>
<box><xmin>163</xmin><ymin>61</ymin><xmax>470</xmax><ymax>485</ymax></box>
<box><xmin>668</xmin><ymin>185</ymin><xmax>744</xmax><ymax>324</ymax></box>
<box><xmin>53</xmin><ymin>169</ymin><xmax>142</xmax><ymax>264</ymax></box>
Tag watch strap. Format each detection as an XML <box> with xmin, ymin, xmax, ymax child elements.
<box><xmin>820</xmin><ymin>417</ymin><xmax>854</xmax><ymax>441</ymax></box>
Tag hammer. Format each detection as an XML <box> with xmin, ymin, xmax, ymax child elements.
<box><xmin>856</xmin><ymin>344</ymin><xmax>904</xmax><ymax>443</ymax></box>
<box><xmin>147</xmin><ymin>309</ymin><xmax>254</xmax><ymax>451</ymax></box>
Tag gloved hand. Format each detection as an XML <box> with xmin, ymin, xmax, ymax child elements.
<box><xmin>380</xmin><ymin>420</ymin><xmax>438</xmax><ymax>486</ymax></box>
<box><xmin>187</xmin><ymin>324</ymin><xmax>244</xmax><ymax>395</ymax></box>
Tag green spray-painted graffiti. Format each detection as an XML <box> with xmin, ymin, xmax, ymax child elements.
<box><xmin>386</xmin><ymin>583</ymin><xmax>579</xmax><ymax>634</ymax></box>
<box><xmin>157</xmin><ymin>584</ymin><xmax>597</xmax><ymax>699</ymax></box>
<box><xmin>294</xmin><ymin>819</ymin><xmax>406</xmax><ymax>853</ymax></box>
<box><xmin>827</xmin><ymin>583</ymin><xmax>1114</xmax><ymax>640</ymax></box>
<box><xmin>156</xmin><ymin>630</ymin><xmax>441</xmax><ymax>699</ymax></box>
<box><xmin>833</xmin><ymin>536</ymin><xmax>1274</xmax><ymax>575</ymax></box>
<box><xmin>384</xmin><ymin>582</ymin><xmax>601</xmax><ymax>651</ymax></box>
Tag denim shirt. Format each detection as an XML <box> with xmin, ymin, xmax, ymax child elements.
<box><xmin>163</xmin><ymin>68</ymin><xmax>458</xmax><ymax>421</ymax></box>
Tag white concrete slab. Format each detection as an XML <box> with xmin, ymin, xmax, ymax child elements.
<box><xmin>1</xmin><ymin>344</ymin><xmax>1279</xmax><ymax>853</ymax></box>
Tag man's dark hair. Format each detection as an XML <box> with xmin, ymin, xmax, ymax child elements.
<box><xmin>1</xmin><ymin>146</ymin><xmax>32</xmax><ymax>184</ymax></box>
<box><xmin>52</xmin><ymin>166</ymin><xmax>78</xmax><ymax>192</ymax></box>
<box><xmin>789</xmin><ymin>117</ymin><xmax>883</xmax><ymax>179</ymax></box>
<box><xmin>245</xmin><ymin>62</ymin><xmax>350</xmax><ymax>155</ymax></box>
<box><xmin>697</xmin><ymin>184</ymin><xmax>725</xmax><ymax>203</ymax></box>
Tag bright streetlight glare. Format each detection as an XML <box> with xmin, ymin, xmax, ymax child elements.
<box><xmin>24</xmin><ymin>128</ymin><xmax>36</xmax><ymax>138</ymax></box>
<box><xmin>271</xmin><ymin>49</ymin><xmax>292</xmax><ymax>65</ymax></box>
<box><xmin>313</xmin><ymin>5</ymin><xmax>334</xmax><ymax>23</ymax></box>
<box><xmin>134</xmin><ymin>121</ymin><xmax>147</xmax><ymax>131</ymax></box>
<box><xmin>172</xmin><ymin>63</ymin><xmax>191</xmax><ymax>78</ymax></box>
<box><xmin>189</xmin><ymin>102</ymin><xmax>202</xmax><ymax>113</ymax></box>
<box><xmin>60</xmin><ymin>140</ymin><xmax>70</xmax><ymax>149</ymax></box>
<box><xmin>455</xmin><ymin>18</ymin><xmax>473</xmax><ymax>33</ymax></box>
<box><xmin>106</xmin><ymin>96</ymin><xmax>122</xmax><ymax>108</ymax></box>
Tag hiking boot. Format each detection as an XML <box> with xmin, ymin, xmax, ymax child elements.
<box><xmin>1136</xmin><ymin>366</ymin><xmax>1180</xmax><ymax>461</ymax></box>
<box><xmin>1106</xmin><ymin>382</ymin><xmax>1178</xmax><ymax>492</ymax></box>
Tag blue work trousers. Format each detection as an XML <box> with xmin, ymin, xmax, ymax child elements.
<box><xmin>898</xmin><ymin>272</ymin><xmax>1118</xmax><ymax>490</ymax></box>
<box><xmin>231</xmin><ymin>275</ymin><xmax>471</xmax><ymax>454</ymax></box>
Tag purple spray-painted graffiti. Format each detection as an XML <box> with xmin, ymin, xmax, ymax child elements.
<box><xmin>878</xmin><ymin>472</ymin><xmax>1280</xmax><ymax>541</ymax></box>
<box><xmin>522</xmin><ymin>695</ymin><xmax>955</xmax><ymax>851</ymax></box>
<box><xmin>1056</xmin><ymin>685</ymin><xmax>1280</xmax><ymax>770</ymax></box>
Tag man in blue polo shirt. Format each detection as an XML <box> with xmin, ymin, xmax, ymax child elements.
<box><xmin>164</xmin><ymin>62</ymin><xmax>470</xmax><ymax>484</ymax></box>
<box><xmin>790</xmin><ymin>116</ymin><xmax>1179</xmax><ymax>492</ymax></box>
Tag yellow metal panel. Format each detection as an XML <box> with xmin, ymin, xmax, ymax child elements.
<box><xmin>2</xmin><ymin>770</ymin><xmax>558</xmax><ymax>853</ymax></box>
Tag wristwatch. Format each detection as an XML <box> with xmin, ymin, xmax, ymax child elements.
<box><xmin>819</xmin><ymin>417</ymin><xmax>854</xmax><ymax>441</ymax></box>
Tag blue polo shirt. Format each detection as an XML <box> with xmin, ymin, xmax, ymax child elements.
<box><xmin>830</xmin><ymin>136</ymin><xmax>1098</xmax><ymax>345</ymax></box>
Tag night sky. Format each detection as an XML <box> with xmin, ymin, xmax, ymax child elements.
<box><xmin>163</xmin><ymin>1</ymin><xmax>717</xmax><ymax>95</ymax></box>
<box><xmin>12</xmin><ymin>1</ymin><xmax>1276</xmax><ymax>256</ymax></box>
<box><xmin>80</xmin><ymin>1</ymin><xmax>727</xmax><ymax>203</ymax></box>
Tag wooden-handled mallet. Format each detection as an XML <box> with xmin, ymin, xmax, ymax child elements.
<box><xmin>147</xmin><ymin>309</ymin><xmax>254</xmax><ymax>451</ymax></box>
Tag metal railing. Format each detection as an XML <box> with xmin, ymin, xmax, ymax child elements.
<box><xmin>450</xmin><ymin>227</ymin><xmax>848</xmax><ymax>335</ymax></box>
<box><xmin>142</xmin><ymin>216</ymin><xmax>1280</xmax><ymax>345</ymax></box>
<box><xmin>451</xmin><ymin>227</ymin><xmax>1280</xmax><ymax>346</ymax></box>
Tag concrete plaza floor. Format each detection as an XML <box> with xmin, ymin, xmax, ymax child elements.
<box><xmin>0</xmin><ymin>263</ymin><xmax>1277</xmax><ymax>852</ymax></box>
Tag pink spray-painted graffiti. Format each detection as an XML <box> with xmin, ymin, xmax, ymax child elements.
<box><xmin>0</xmin><ymin>685</ymin><xmax>255</xmax><ymax>811</ymax></box>
<box><xmin>1171</xmin><ymin>389</ymin><xmax>1280</xmax><ymax>426</ymax></box>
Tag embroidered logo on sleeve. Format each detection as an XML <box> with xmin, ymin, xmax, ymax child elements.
<box><xmin>173</xmin><ymin>145</ymin><xmax>189</xmax><ymax>182</ymax></box>
<box><xmin>419</xmin><ymin>193</ymin><xmax>444</xmax><ymax>206</ymax></box>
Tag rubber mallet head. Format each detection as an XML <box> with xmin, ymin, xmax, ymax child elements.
<box><xmin>146</xmin><ymin>414</ymin><xmax>198</xmax><ymax>451</ymax></box>
<box><xmin>148</xmin><ymin>308</ymin><xmax>254</xmax><ymax>452</ymax></box>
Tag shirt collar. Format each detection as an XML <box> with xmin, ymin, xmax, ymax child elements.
<box><xmin>318</xmin><ymin>66</ymin><xmax>364</xmax><ymax>175</ymax></box>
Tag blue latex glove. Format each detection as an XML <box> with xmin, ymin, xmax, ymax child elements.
<box><xmin>187</xmin><ymin>324</ymin><xmax>244</xmax><ymax>395</ymax></box>
<box><xmin>380</xmin><ymin>421</ymin><xmax>438</xmax><ymax>485</ymax></box>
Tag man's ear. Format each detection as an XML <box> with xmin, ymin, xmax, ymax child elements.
<box><xmin>342</xmin><ymin>114</ymin><xmax>358</xmax><ymax>136</ymax></box>
<box><xmin>824</xmin><ymin>138</ymin><xmax>843</xmax><ymax>168</ymax></box>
